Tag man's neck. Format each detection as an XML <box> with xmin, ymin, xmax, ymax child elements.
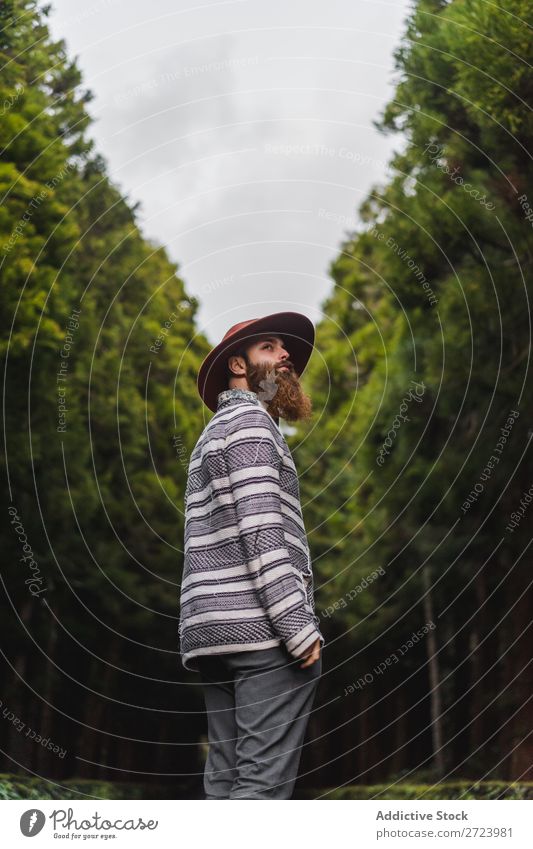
<box><xmin>228</xmin><ymin>380</ymin><xmax>250</xmax><ymax>392</ymax></box>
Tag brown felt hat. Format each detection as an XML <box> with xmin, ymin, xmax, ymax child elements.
<box><xmin>197</xmin><ymin>311</ymin><xmax>315</xmax><ymax>412</ymax></box>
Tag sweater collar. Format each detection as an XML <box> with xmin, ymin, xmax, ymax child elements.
<box><xmin>217</xmin><ymin>388</ymin><xmax>260</xmax><ymax>410</ymax></box>
<box><xmin>216</xmin><ymin>388</ymin><xmax>280</xmax><ymax>429</ymax></box>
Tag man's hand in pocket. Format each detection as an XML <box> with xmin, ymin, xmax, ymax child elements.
<box><xmin>299</xmin><ymin>637</ymin><xmax>321</xmax><ymax>669</ymax></box>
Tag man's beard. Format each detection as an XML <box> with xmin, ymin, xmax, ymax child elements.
<box><xmin>245</xmin><ymin>360</ymin><xmax>313</xmax><ymax>422</ymax></box>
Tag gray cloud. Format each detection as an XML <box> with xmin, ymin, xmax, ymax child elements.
<box><xmin>48</xmin><ymin>0</ymin><xmax>410</xmax><ymax>343</ymax></box>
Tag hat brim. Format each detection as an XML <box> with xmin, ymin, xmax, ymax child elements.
<box><xmin>197</xmin><ymin>311</ymin><xmax>315</xmax><ymax>413</ymax></box>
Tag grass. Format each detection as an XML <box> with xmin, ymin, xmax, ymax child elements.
<box><xmin>294</xmin><ymin>781</ymin><xmax>533</xmax><ymax>800</ymax></box>
<box><xmin>2</xmin><ymin>774</ymin><xmax>532</xmax><ymax>800</ymax></box>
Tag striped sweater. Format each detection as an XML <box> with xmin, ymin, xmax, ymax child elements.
<box><xmin>178</xmin><ymin>387</ymin><xmax>324</xmax><ymax>672</ymax></box>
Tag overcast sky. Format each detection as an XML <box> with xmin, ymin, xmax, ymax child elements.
<box><xmin>48</xmin><ymin>0</ymin><xmax>411</xmax><ymax>344</ymax></box>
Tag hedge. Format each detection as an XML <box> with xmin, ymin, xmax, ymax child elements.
<box><xmin>0</xmin><ymin>774</ymin><xmax>195</xmax><ymax>800</ymax></box>
<box><xmin>2</xmin><ymin>775</ymin><xmax>532</xmax><ymax>800</ymax></box>
<box><xmin>294</xmin><ymin>781</ymin><xmax>533</xmax><ymax>800</ymax></box>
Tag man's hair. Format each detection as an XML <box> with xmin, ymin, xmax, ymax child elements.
<box><xmin>225</xmin><ymin>345</ymin><xmax>248</xmax><ymax>387</ymax></box>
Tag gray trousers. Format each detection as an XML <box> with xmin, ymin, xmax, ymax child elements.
<box><xmin>197</xmin><ymin>643</ymin><xmax>322</xmax><ymax>799</ymax></box>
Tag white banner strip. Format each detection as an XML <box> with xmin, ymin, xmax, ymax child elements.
<box><xmin>1</xmin><ymin>799</ymin><xmax>533</xmax><ymax>847</ymax></box>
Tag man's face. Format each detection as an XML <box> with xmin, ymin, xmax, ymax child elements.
<box><xmin>228</xmin><ymin>334</ymin><xmax>312</xmax><ymax>422</ymax></box>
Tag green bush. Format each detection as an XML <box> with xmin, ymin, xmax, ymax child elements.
<box><xmin>0</xmin><ymin>774</ymin><xmax>192</xmax><ymax>800</ymax></box>
<box><xmin>4</xmin><ymin>774</ymin><xmax>532</xmax><ymax>801</ymax></box>
<box><xmin>294</xmin><ymin>781</ymin><xmax>533</xmax><ymax>800</ymax></box>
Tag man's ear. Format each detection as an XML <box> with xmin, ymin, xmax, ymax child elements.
<box><xmin>227</xmin><ymin>350</ymin><xmax>246</xmax><ymax>377</ymax></box>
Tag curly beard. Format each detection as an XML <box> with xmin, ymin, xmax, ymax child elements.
<box><xmin>245</xmin><ymin>360</ymin><xmax>313</xmax><ymax>422</ymax></box>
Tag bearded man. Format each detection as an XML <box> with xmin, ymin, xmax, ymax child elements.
<box><xmin>178</xmin><ymin>311</ymin><xmax>324</xmax><ymax>800</ymax></box>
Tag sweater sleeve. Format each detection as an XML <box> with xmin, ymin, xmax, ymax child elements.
<box><xmin>224</xmin><ymin>408</ymin><xmax>323</xmax><ymax>659</ymax></box>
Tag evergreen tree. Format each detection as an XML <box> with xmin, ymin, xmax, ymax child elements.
<box><xmin>1</xmin><ymin>0</ymin><xmax>208</xmax><ymax>782</ymax></box>
<box><xmin>296</xmin><ymin>0</ymin><xmax>533</xmax><ymax>783</ymax></box>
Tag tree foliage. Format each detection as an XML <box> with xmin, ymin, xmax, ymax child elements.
<box><xmin>1</xmin><ymin>0</ymin><xmax>208</xmax><ymax>785</ymax></box>
<box><xmin>294</xmin><ymin>0</ymin><xmax>533</xmax><ymax>783</ymax></box>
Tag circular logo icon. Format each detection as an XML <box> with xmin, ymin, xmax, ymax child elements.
<box><xmin>20</xmin><ymin>809</ymin><xmax>46</xmax><ymax>836</ymax></box>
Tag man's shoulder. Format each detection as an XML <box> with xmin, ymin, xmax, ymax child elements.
<box><xmin>222</xmin><ymin>402</ymin><xmax>279</xmax><ymax>440</ymax></box>
<box><xmin>190</xmin><ymin>403</ymin><xmax>270</xmax><ymax>448</ymax></box>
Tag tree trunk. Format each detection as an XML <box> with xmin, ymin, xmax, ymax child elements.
<box><xmin>422</xmin><ymin>565</ymin><xmax>445</xmax><ymax>777</ymax></box>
